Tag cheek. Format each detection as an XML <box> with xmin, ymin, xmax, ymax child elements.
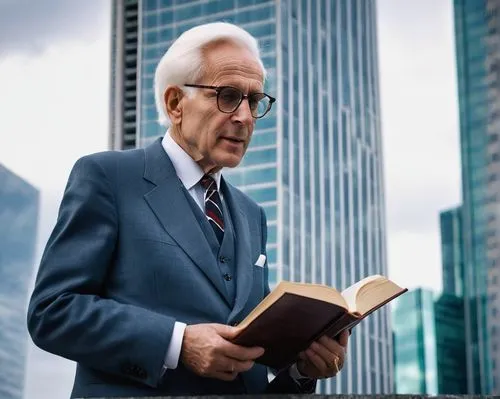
<box><xmin>206</xmin><ymin>117</ymin><xmax>230</xmax><ymax>143</ymax></box>
<box><xmin>190</xmin><ymin>109</ymin><xmax>218</xmax><ymax>148</ymax></box>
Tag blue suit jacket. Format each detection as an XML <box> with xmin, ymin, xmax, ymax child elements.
<box><xmin>27</xmin><ymin>138</ymin><xmax>314</xmax><ymax>397</ymax></box>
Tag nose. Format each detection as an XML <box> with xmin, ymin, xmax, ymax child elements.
<box><xmin>231</xmin><ymin>99</ymin><xmax>254</xmax><ymax>127</ymax></box>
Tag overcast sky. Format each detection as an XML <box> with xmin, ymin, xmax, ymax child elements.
<box><xmin>0</xmin><ymin>1</ymin><xmax>461</xmax><ymax>398</ymax></box>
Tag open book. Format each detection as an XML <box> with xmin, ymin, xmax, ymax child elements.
<box><xmin>232</xmin><ymin>274</ymin><xmax>407</xmax><ymax>370</ymax></box>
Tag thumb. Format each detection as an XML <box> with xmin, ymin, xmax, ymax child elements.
<box><xmin>212</xmin><ymin>323</ymin><xmax>240</xmax><ymax>339</ymax></box>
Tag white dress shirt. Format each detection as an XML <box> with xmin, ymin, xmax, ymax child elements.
<box><xmin>160</xmin><ymin>130</ymin><xmax>221</xmax><ymax>372</ymax></box>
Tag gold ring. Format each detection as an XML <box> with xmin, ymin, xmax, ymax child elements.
<box><xmin>331</xmin><ymin>356</ymin><xmax>340</xmax><ymax>373</ymax></box>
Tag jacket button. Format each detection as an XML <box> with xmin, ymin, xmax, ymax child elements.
<box><xmin>223</xmin><ymin>273</ymin><xmax>232</xmax><ymax>281</ymax></box>
<box><xmin>219</xmin><ymin>256</ymin><xmax>228</xmax><ymax>263</ymax></box>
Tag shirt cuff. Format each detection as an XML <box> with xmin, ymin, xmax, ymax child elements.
<box><xmin>289</xmin><ymin>362</ymin><xmax>313</xmax><ymax>383</ymax></box>
<box><xmin>162</xmin><ymin>321</ymin><xmax>187</xmax><ymax>373</ymax></box>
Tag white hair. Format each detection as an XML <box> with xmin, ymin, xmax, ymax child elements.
<box><xmin>153</xmin><ymin>22</ymin><xmax>267</xmax><ymax>128</ymax></box>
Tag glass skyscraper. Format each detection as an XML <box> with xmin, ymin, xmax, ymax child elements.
<box><xmin>434</xmin><ymin>293</ymin><xmax>467</xmax><ymax>394</ymax></box>
<box><xmin>392</xmin><ymin>288</ymin><xmax>438</xmax><ymax>395</ymax></box>
<box><xmin>454</xmin><ymin>0</ymin><xmax>499</xmax><ymax>393</ymax></box>
<box><xmin>485</xmin><ymin>0</ymin><xmax>500</xmax><ymax>391</ymax></box>
<box><xmin>439</xmin><ymin>207</ymin><xmax>464</xmax><ymax>297</ymax></box>
<box><xmin>392</xmin><ymin>288</ymin><xmax>467</xmax><ymax>395</ymax></box>
<box><xmin>0</xmin><ymin>164</ymin><xmax>39</xmax><ymax>399</ymax></box>
<box><xmin>110</xmin><ymin>0</ymin><xmax>389</xmax><ymax>393</ymax></box>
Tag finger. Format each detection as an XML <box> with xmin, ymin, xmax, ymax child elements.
<box><xmin>305</xmin><ymin>348</ymin><xmax>328</xmax><ymax>375</ymax></box>
<box><xmin>310</xmin><ymin>341</ymin><xmax>344</xmax><ymax>371</ymax></box>
<box><xmin>221</xmin><ymin>341</ymin><xmax>265</xmax><ymax>361</ymax></box>
<box><xmin>213</xmin><ymin>370</ymin><xmax>238</xmax><ymax>381</ymax></box>
<box><xmin>310</xmin><ymin>346</ymin><xmax>342</xmax><ymax>376</ymax></box>
<box><xmin>318</xmin><ymin>335</ymin><xmax>346</xmax><ymax>358</ymax></box>
<box><xmin>212</xmin><ymin>323</ymin><xmax>240</xmax><ymax>340</ymax></box>
<box><xmin>337</xmin><ymin>330</ymin><xmax>349</xmax><ymax>347</ymax></box>
<box><xmin>236</xmin><ymin>360</ymin><xmax>255</xmax><ymax>372</ymax></box>
<box><xmin>218</xmin><ymin>358</ymin><xmax>255</xmax><ymax>373</ymax></box>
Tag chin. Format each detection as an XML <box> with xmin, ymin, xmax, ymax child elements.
<box><xmin>219</xmin><ymin>154</ymin><xmax>243</xmax><ymax>169</ymax></box>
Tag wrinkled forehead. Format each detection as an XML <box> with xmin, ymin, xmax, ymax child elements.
<box><xmin>200</xmin><ymin>40</ymin><xmax>265</xmax><ymax>88</ymax></box>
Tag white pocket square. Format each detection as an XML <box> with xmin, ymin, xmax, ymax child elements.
<box><xmin>254</xmin><ymin>254</ymin><xmax>266</xmax><ymax>267</ymax></box>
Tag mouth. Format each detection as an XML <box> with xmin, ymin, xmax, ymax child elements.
<box><xmin>221</xmin><ymin>137</ymin><xmax>245</xmax><ymax>144</ymax></box>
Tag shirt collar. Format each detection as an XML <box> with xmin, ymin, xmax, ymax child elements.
<box><xmin>161</xmin><ymin>129</ymin><xmax>222</xmax><ymax>191</ymax></box>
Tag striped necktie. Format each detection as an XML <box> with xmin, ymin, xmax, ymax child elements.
<box><xmin>200</xmin><ymin>174</ymin><xmax>224</xmax><ymax>244</ymax></box>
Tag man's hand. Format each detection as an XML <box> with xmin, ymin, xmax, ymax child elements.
<box><xmin>296</xmin><ymin>330</ymin><xmax>349</xmax><ymax>379</ymax></box>
<box><xmin>180</xmin><ymin>323</ymin><xmax>265</xmax><ymax>381</ymax></box>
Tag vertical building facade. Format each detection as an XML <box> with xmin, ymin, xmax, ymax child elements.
<box><xmin>439</xmin><ymin>207</ymin><xmax>464</xmax><ymax>297</ymax></box>
<box><xmin>485</xmin><ymin>0</ymin><xmax>500</xmax><ymax>391</ymax></box>
<box><xmin>454</xmin><ymin>0</ymin><xmax>499</xmax><ymax>393</ymax></box>
<box><xmin>434</xmin><ymin>294</ymin><xmax>467</xmax><ymax>394</ymax></box>
<box><xmin>392</xmin><ymin>288</ymin><xmax>438</xmax><ymax>395</ymax></box>
<box><xmin>0</xmin><ymin>164</ymin><xmax>39</xmax><ymax>399</ymax></box>
<box><xmin>392</xmin><ymin>289</ymin><xmax>467</xmax><ymax>395</ymax></box>
<box><xmin>110</xmin><ymin>0</ymin><xmax>389</xmax><ymax>393</ymax></box>
<box><xmin>436</xmin><ymin>207</ymin><xmax>468</xmax><ymax>393</ymax></box>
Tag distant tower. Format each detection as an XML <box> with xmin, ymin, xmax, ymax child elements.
<box><xmin>0</xmin><ymin>164</ymin><xmax>39</xmax><ymax>399</ymax></box>
<box><xmin>392</xmin><ymin>287</ymin><xmax>467</xmax><ymax>394</ymax></box>
<box><xmin>454</xmin><ymin>0</ymin><xmax>500</xmax><ymax>393</ymax></box>
<box><xmin>439</xmin><ymin>207</ymin><xmax>464</xmax><ymax>297</ymax></box>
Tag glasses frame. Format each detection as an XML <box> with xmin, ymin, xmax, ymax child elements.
<box><xmin>184</xmin><ymin>84</ymin><xmax>276</xmax><ymax>119</ymax></box>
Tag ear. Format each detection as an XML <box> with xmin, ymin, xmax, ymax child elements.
<box><xmin>164</xmin><ymin>86</ymin><xmax>185</xmax><ymax>125</ymax></box>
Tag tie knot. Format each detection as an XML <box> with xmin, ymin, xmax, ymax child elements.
<box><xmin>200</xmin><ymin>174</ymin><xmax>216</xmax><ymax>191</ymax></box>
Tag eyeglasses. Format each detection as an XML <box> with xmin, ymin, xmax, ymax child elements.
<box><xmin>184</xmin><ymin>84</ymin><xmax>276</xmax><ymax>119</ymax></box>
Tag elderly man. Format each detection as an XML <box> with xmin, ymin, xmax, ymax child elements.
<box><xmin>27</xmin><ymin>22</ymin><xmax>348</xmax><ymax>397</ymax></box>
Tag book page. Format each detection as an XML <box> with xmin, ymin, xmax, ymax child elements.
<box><xmin>277</xmin><ymin>281</ymin><xmax>348</xmax><ymax>309</ymax></box>
<box><xmin>341</xmin><ymin>275</ymin><xmax>383</xmax><ymax>312</ymax></box>
<box><xmin>355</xmin><ymin>278</ymin><xmax>405</xmax><ymax>315</ymax></box>
<box><xmin>236</xmin><ymin>280</ymin><xmax>349</xmax><ymax>332</ymax></box>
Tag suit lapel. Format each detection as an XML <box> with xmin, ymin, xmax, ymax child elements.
<box><xmin>222</xmin><ymin>179</ymin><xmax>254</xmax><ymax>321</ymax></box>
<box><xmin>143</xmin><ymin>139</ymin><xmax>230</xmax><ymax>305</ymax></box>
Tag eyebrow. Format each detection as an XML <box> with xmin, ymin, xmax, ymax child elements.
<box><xmin>219</xmin><ymin>84</ymin><xmax>265</xmax><ymax>94</ymax></box>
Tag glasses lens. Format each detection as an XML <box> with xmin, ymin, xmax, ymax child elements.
<box><xmin>249</xmin><ymin>93</ymin><xmax>271</xmax><ymax>118</ymax></box>
<box><xmin>218</xmin><ymin>87</ymin><xmax>242</xmax><ymax>112</ymax></box>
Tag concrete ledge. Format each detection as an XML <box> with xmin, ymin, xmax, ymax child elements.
<box><xmin>78</xmin><ymin>395</ymin><xmax>496</xmax><ymax>399</ymax></box>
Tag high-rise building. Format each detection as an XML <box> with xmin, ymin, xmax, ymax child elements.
<box><xmin>485</xmin><ymin>0</ymin><xmax>500</xmax><ymax>392</ymax></box>
<box><xmin>439</xmin><ymin>206</ymin><xmax>464</xmax><ymax>297</ymax></box>
<box><xmin>392</xmin><ymin>288</ymin><xmax>467</xmax><ymax>395</ymax></box>
<box><xmin>434</xmin><ymin>293</ymin><xmax>467</xmax><ymax>394</ymax></box>
<box><xmin>454</xmin><ymin>0</ymin><xmax>500</xmax><ymax>393</ymax></box>
<box><xmin>436</xmin><ymin>207</ymin><xmax>468</xmax><ymax>393</ymax></box>
<box><xmin>0</xmin><ymin>164</ymin><xmax>39</xmax><ymax>399</ymax></box>
<box><xmin>110</xmin><ymin>0</ymin><xmax>389</xmax><ymax>393</ymax></box>
<box><xmin>392</xmin><ymin>288</ymin><xmax>438</xmax><ymax>395</ymax></box>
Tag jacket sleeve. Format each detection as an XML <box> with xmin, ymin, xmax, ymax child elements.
<box><xmin>27</xmin><ymin>155</ymin><xmax>175</xmax><ymax>388</ymax></box>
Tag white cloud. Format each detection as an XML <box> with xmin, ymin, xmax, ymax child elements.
<box><xmin>0</xmin><ymin>37</ymin><xmax>110</xmax><ymax>252</ymax></box>
<box><xmin>0</xmin><ymin>0</ymin><xmax>108</xmax><ymax>56</ymax></box>
<box><xmin>0</xmin><ymin>34</ymin><xmax>109</xmax><ymax>399</ymax></box>
<box><xmin>377</xmin><ymin>0</ymin><xmax>461</xmax><ymax>293</ymax></box>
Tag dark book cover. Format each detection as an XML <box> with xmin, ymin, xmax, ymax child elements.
<box><xmin>232</xmin><ymin>287</ymin><xmax>408</xmax><ymax>370</ymax></box>
<box><xmin>232</xmin><ymin>293</ymin><xmax>354</xmax><ymax>369</ymax></box>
